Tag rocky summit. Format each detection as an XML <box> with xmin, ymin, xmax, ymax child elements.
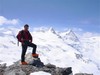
<box><xmin>0</xmin><ymin>53</ymin><xmax>72</xmax><ymax>75</ymax></box>
<box><xmin>0</xmin><ymin>53</ymin><xmax>94</xmax><ymax>75</ymax></box>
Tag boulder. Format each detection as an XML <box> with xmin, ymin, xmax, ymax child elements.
<box><xmin>25</xmin><ymin>53</ymin><xmax>44</xmax><ymax>67</ymax></box>
<box><xmin>0</xmin><ymin>63</ymin><xmax>6</xmax><ymax>75</ymax></box>
<box><xmin>4</xmin><ymin>69</ymin><xmax>26</xmax><ymax>75</ymax></box>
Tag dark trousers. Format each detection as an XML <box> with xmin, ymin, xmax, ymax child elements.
<box><xmin>21</xmin><ymin>41</ymin><xmax>37</xmax><ymax>62</ymax></box>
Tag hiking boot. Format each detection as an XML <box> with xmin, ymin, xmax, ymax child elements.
<box><xmin>21</xmin><ymin>62</ymin><xmax>28</xmax><ymax>65</ymax></box>
<box><xmin>32</xmin><ymin>53</ymin><xmax>39</xmax><ymax>58</ymax></box>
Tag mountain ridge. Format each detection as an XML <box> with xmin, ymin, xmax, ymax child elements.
<box><xmin>0</xmin><ymin>27</ymin><xmax>100</xmax><ymax>75</ymax></box>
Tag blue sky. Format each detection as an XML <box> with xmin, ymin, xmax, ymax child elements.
<box><xmin>0</xmin><ymin>0</ymin><xmax>100</xmax><ymax>32</ymax></box>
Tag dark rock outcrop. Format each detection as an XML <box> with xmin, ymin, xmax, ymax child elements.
<box><xmin>0</xmin><ymin>53</ymin><xmax>93</xmax><ymax>75</ymax></box>
<box><xmin>1</xmin><ymin>62</ymin><xmax>72</xmax><ymax>75</ymax></box>
<box><xmin>0</xmin><ymin>53</ymin><xmax>72</xmax><ymax>75</ymax></box>
<box><xmin>0</xmin><ymin>63</ymin><xmax>6</xmax><ymax>75</ymax></box>
<box><xmin>75</xmin><ymin>73</ymin><xmax>93</xmax><ymax>75</ymax></box>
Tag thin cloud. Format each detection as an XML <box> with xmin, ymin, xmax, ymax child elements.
<box><xmin>33</xmin><ymin>26</ymin><xmax>49</xmax><ymax>31</ymax></box>
<box><xmin>0</xmin><ymin>16</ymin><xmax>19</xmax><ymax>25</ymax></box>
<box><xmin>80</xmin><ymin>19</ymin><xmax>100</xmax><ymax>25</ymax></box>
<box><xmin>82</xmin><ymin>32</ymin><xmax>100</xmax><ymax>38</ymax></box>
<box><xmin>80</xmin><ymin>20</ymin><xmax>91</xmax><ymax>25</ymax></box>
<box><xmin>64</xmin><ymin>27</ymin><xmax>83</xmax><ymax>32</ymax></box>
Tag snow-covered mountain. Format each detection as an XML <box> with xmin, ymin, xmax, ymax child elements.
<box><xmin>0</xmin><ymin>27</ymin><xmax>100</xmax><ymax>75</ymax></box>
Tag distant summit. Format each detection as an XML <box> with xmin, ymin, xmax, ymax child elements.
<box><xmin>48</xmin><ymin>27</ymin><xmax>56</xmax><ymax>34</ymax></box>
<box><xmin>61</xmin><ymin>29</ymin><xmax>80</xmax><ymax>42</ymax></box>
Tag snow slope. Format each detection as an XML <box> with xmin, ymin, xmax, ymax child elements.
<box><xmin>0</xmin><ymin>27</ymin><xmax>100</xmax><ymax>75</ymax></box>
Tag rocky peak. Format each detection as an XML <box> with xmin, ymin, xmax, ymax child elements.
<box><xmin>0</xmin><ymin>53</ymin><xmax>94</xmax><ymax>75</ymax></box>
<box><xmin>48</xmin><ymin>27</ymin><xmax>56</xmax><ymax>34</ymax></box>
<box><xmin>63</xmin><ymin>29</ymin><xmax>79</xmax><ymax>42</ymax></box>
<box><xmin>1</xmin><ymin>53</ymin><xmax>72</xmax><ymax>75</ymax></box>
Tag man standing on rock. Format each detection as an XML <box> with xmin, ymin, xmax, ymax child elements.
<box><xmin>17</xmin><ymin>24</ymin><xmax>38</xmax><ymax>65</ymax></box>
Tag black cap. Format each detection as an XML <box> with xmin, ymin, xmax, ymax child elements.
<box><xmin>24</xmin><ymin>24</ymin><xmax>29</xmax><ymax>27</ymax></box>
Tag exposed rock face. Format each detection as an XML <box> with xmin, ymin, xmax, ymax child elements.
<box><xmin>4</xmin><ymin>68</ymin><xmax>26</xmax><ymax>75</ymax></box>
<box><xmin>0</xmin><ymin>63</ymin><xmax>6</xmax><ymax>75</ymax></box>
<box><xmin>1</xmin><ymin>63</ymin><xmax>72</xmax><ymax>75</ymax></box>
<box><xmin>0</xmin><ymin>53</ymin><xmax>93</xmax><ymax>75</ymax></box>
<box><xmin>75</xmin><ymin>73</ymin><xmax>93</xmax><ymax>75</ymax></box>
<box><xmin>25</xmin><ymin>53</ymin><xmax>44</xmax><ymax>68</ymax></box>
<box><xmin>0</xmin><ymin>53</ymin><xmax>72</xmax><ymax>75</ymax></box>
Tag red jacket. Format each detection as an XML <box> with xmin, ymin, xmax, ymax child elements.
<box><xmin>17</xmin><ymin>30</ymin><xmax>32</xmax><ymax>43</ymax></box>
